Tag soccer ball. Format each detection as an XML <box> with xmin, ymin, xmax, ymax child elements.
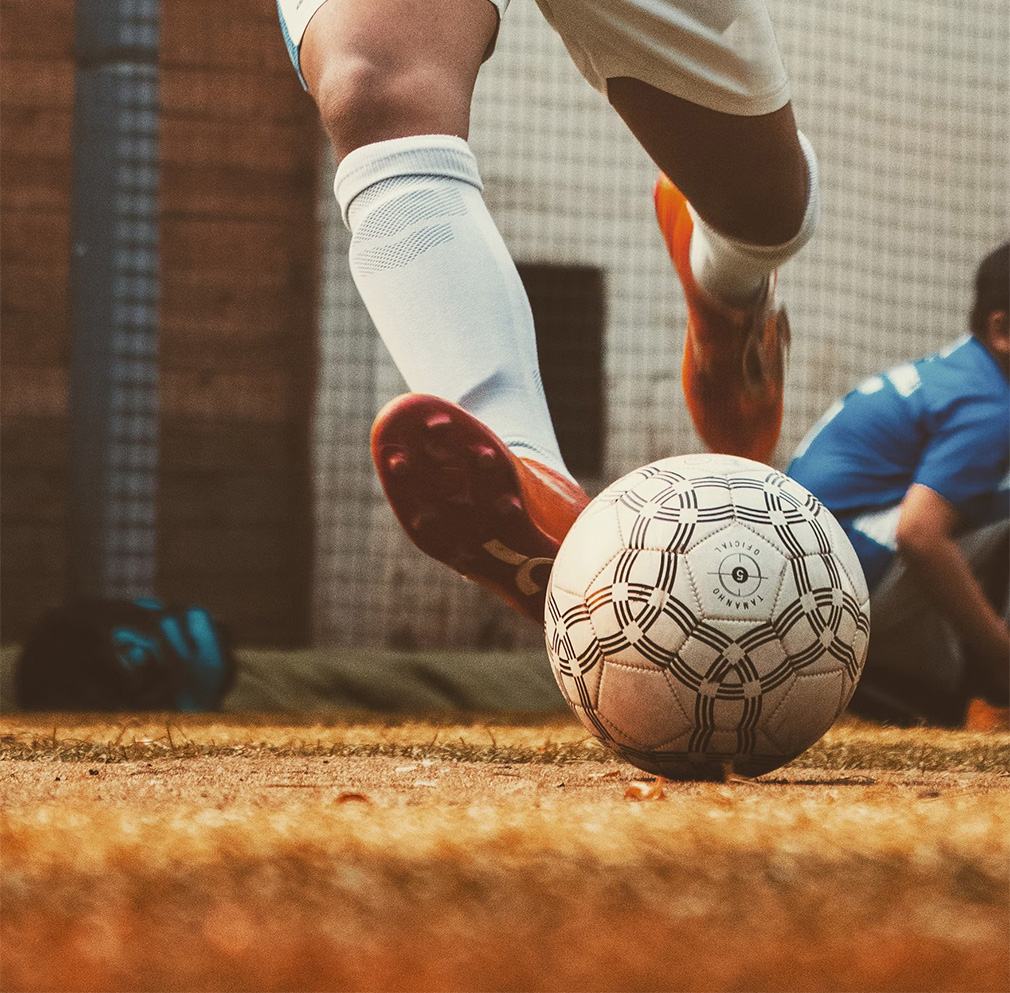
<box><xmin>545</xmin><ymin>453</ymin><xmax>870</xmax><ymax>780</ymax></box>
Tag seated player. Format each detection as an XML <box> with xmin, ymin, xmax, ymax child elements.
<box><xmin>278</xmin><ymin>0</ymin><xmax>821</xmax><ymax>622</ymax></box>
<box><xmin>788</xmin><ymin>243</ymin><xmax>1010</xmax><ymax>728</ymax></box>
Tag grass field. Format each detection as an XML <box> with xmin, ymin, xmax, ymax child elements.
<box><xmin>1</xmin><ymin>711</ymin><xmax>1008</xmax><ymax>992</ymax></box>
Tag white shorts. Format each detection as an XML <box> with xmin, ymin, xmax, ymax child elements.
<box><xmin>278</xmin><ymin>0</ymin><xmax>788</xmax><ymax>116</ymax></box>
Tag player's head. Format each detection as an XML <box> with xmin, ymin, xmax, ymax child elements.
<box><xmin>970</xmin><ymin>242</ymin><xmax>1009</xmax><ymax>375</ymax></box>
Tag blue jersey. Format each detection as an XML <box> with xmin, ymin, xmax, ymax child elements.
<box><xmin>788</xmin><ymin>335</ymin><xmax>1010</xmax><ymax>589</ymax></box>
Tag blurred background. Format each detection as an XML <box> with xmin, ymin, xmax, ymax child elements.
<box><xmin>2</xmin><ymin>0</ymin><xmax>1007</xmax><ymax>659</ymax></box>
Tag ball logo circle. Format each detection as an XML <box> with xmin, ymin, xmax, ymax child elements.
<box><xmin>716</xmin><ymin>552</ymin><xmax>763</xmax><ymax>598</ymax></box>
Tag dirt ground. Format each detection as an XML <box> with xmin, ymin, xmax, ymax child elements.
<box><xmin>1</xmin><ymin>715</ymin><xmax>1008</xmax><ymax>993</ymax></box>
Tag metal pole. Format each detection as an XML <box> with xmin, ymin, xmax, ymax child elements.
<box><xmin>67</xmin><ymin>0</ymin><xmax>160</xmax><ymax>599</ymax></box>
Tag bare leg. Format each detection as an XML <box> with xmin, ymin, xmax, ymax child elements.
<box><xmin>608</xmin><ymin>76</ymin><xmax>807</xmax><ymax>246</ymax></box>
<box><xmin>299</xmin><ymin>0</ymin><xmax>498</xmax><ymax>157</ymax></box>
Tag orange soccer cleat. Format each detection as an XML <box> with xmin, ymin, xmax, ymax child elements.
<box><xmin>371</xmin><ymin>393</ymin><xmax>591</xmax><ymax>624</ymax></box>
<box><xmin>654</xmin><ymin>173</ymin><xmax>790</xmax><ymax>464</ymax></box>
<box><xmin>964</xmin><ymin>697</ymin><xmax>1010</xmax><ymax>732</ymax></box>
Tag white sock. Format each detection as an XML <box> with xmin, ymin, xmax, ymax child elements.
<box><xmin>688</xmin><ymin>130</ymin><xmax>821</xmax><ymax>306</ymax></box>
<box><xmin>334</xmin><ymin>135</ymin><xmax>572</xmax><ymax>481</ymax></box>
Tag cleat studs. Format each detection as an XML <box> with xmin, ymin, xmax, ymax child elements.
<box><xmin>424</xmin><ymin>412</ymin><xmax>453</xmax><ymax>432</ymax></box>
<box><xmin>409</xmin><ymin>511</ymin><xmax>437</xmax><ymax>534</ymax></box>
<box><xmin>494</xmin><ymin>493</ymin><xmax>524</xmax><ymax>517</ymax></box>
<box><xmin>422</xmin><ymin>413</ymin><xmax>456</xmax><ymax>461</ymax></box>
<box><xmin>385</xmin><ymin>452</ymin><xmax>410</xmax><ymax>476</ymax></box>
<box><xmin>470</xmin><ymin>444</ymin><xmax>497</xmax><ymax>465</ymax></box>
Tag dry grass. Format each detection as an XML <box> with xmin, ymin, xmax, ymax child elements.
<box><xmin>1</xmin><ymin>711</ymin><xmax>1006</xmax><ymax>770</ymax></box>
<box><xmin>1</xmin><ymin>713</ymin><xmax>1008</xmax><ymax>992</ymax></box>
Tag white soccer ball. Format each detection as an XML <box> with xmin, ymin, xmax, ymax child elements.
<box><xmin>545</xmin><ymin>453</ymin><xmax>870</xmax><ymax>780</ymax></box>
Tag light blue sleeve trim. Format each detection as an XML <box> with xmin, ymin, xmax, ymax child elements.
<box><xmin>277</xmin><ymin>0</ymin><xmax>308</xmax><ymax>91</ymax></box>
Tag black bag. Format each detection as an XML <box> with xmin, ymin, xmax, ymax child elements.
<box><xmin>15</xmin><ymin>597</ymin><xmax>238</xmax><ymax>712</ymax></box>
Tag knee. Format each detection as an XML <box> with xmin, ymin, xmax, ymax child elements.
<box><xmin>311</xmin><ymin>54</ymin><xmax>399</xmax><ymax>154</ymax></box>
<box><xmin>311</xmin><ymin>54</ymin><xmax>462</xmax><ymax>159</ymax></box>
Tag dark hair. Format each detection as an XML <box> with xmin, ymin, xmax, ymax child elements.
<box><xmin>971</xmin><ymin>241</ymin><xmax>1009</xmax><ymax>336</ymax></box>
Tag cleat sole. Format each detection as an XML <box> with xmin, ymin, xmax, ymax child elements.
<box><xmin>371</xmin><ymin>394</ymin><xmax>589</xmax><ymax>623</ymax></box>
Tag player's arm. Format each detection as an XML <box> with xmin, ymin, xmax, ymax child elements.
<box><xmin>895</xmin><ymin>483</ymin><xmax>1009</xmax><ymax>675</ymax></box>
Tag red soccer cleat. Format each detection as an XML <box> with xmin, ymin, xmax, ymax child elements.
<box><xmin>654</xmin><ymin>173</ymin><xmax>790</xmax><ymax>464</ymax></box>
<box><xmin>371</xmin><ymin>394</ymin><xmax>591</xmax><ymax>624</ymax></box>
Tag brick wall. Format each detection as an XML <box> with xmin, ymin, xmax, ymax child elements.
<box><xmin>0</xmin><ymin>1</ymin><xmax>75</xmax><ymax>639</ymax></box>
<box><xmin>0</xmin><ymin>0</ymin><xmax>320</xmax><ymax>646</ymax></box>
<box><xmin>158</xmin><ymin>0</ymin><xmax>319</xmax><ymax>646</ymax></box>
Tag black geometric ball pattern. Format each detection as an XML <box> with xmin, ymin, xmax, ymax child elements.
<box><xmin>546</xmin><ymin>454</ymin><xmax>870</xmax><ymax>780</ymax></box>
